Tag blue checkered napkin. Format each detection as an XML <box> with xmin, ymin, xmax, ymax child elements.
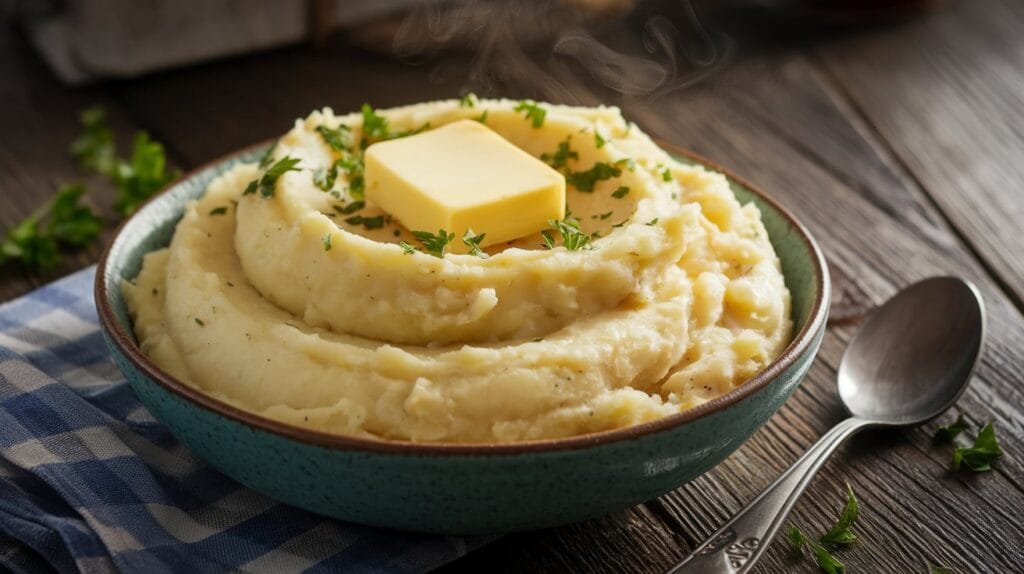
<box><xmin>0</xmin><ymin>266</ymin><xmax>487</xmax><ymax>573</ymax></box>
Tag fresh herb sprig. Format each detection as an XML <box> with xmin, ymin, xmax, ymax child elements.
<box><xmin>0</xmin><ymin>184</ymin><xmax>102</xmax><ymax>270</ymax></box>
<box><xmin>787</xmin><ymin>484</ymin><xmax>860</xmax><ymax>574</ymax></box>
<box><xmin>460</xmin><ymin>93</ymin><xmax>478</xmax><ymax>108</ymax></box>
<box><xmin>934</xmin><ymin>415</ymin><xmax>969</xmax><ymax>443</ymax></box>
<box><xmin>541</xmin><ymin>137</ymin><xmax>578</xmax><ymax>171</ymax></box>
<box><xmin>566</xmin><ymin>162</ymin><xmax>622</xmax><ymax>193</ymax></box>
<box><xmin>462</xmin><ymin>229</ymin><xmax>488</xmax><ymax>258</ymax></box>
<box><xmin>316</xmin><ymin>124</ymin><xmax>352</xmax><ymax>152</ymax></box>
<box><xmin>951</xmin><ymin>422</ymin><xmax>1002</xmax><ymax>472</ymax></box>
<box><xmin>69</xmin><ymin>107</ymin><xmax>115</xmax><ymax>174</ymax></box>
<box><xmin>243</xmin><ymin>156</ymin><xmax>302</xmax><ymax>198</ymax></box>
<box><xmin>412</xmin><ymin>229</ymin><xmax>455</xmax><ymax>257</ymax></box>
<box><xmin>542</xmin><ymin>217</ymin><xmax>592</xmax><ymax>251</ymax></box>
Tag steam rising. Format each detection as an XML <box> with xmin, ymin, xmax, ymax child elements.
<box><xmin>389</xmin><ymin>0</ymin><xmax>731</xmax><ymax>105</ymax></box>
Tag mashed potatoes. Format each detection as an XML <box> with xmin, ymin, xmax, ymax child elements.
<box><xmin>124</xmin><ymin>99</ymin><xmax>791</xmax><ymax>443</ymax></box>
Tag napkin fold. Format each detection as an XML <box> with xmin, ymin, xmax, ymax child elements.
<box><xmin>0</xmin><ymin>266</ymin><xmax>483</xmax><ymax>573</ymax></box>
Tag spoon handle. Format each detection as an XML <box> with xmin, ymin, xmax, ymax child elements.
<box><xmin>666</xmin><ymin>416</ymin><xmax>871</xmax><ymax>574</ymax></box>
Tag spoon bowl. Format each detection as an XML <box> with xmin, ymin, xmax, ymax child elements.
<box><xmin>838</xmin><ymin>276</ymin><xmax>985</xmax><ymax>425</ymax></box>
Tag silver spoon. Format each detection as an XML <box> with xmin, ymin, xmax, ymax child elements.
<box><xmin>667</xmin><ymin>276</ymin><xmax>985</xmax><ymax>574</ymax></box>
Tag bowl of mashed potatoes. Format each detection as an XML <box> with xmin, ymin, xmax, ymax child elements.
<box><xmin>96</xmin><ymin>98</ymin><xmax>829</xmax><ymax>534</ymax></box>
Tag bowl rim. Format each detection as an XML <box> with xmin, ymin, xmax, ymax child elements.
<box><xmin>95</xmin><ymin>138</ymin><xmax>831</xmax><ymax>456</ymax></box>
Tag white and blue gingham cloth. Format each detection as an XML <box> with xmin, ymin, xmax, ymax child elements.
<box><xmin>0</xmin><ymin>266</ymin><xmax>484</xmax><ymax>573</ymax></box>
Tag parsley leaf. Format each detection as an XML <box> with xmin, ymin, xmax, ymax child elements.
<box><xmin>258</xmin><ymin>141</ymin><xmax>278</xmax><ymax>169</ymax></box>
<box><xmin>316</xmin><ymin>124</ymin><xmax>352</xmax><ymax>152</ymax></box>
<box><xmin>611</xmin><ymin>186</ymin><xmax>630</xmax><ymax>199</ymax></box>
<box><xmin>646</xmin><ymin>218</ymin><xmax>659</xmax><ymax>226</ymax></box>
<box><xmin>209</xmin><ymin>206</ymin><xmax>228</xmax><ymax>216</ymax></box>
<box><xmin>336</xmin><ymin>154</ymin><xmax>365</xmax><ymax>199</ymax></box>
<box><xmin>541</xmin><ymin>137</ymin><xmax>578</xmax><ymax>171</ymax></box>
<box><xmin>659</xmin><ymin>164</ymin><xmax>673</xmax><ymax>182</ymax></box>
<box><xmin>70</xmin><ymin>107</ymin><xmax>115</xmax><ymax>174</ymax></box>
<box><xmin>541</xmin><ymin>230</ymin><xmax>555</xmax><ymax>250</ymax></box>
<box><xmin>928</xmin><ymin>564</ymin><xmax>955</xmax><ymax>574</ymax></box>
<box><xmin>460</xmin><ymin>93</ymin><xmax>478</xmax><ymax>108</ymax></box>
<box><xmin>934</xmin><ymin>415</ymin><xmax>969</xmax><ymax>443</ymax></box>
<box><xmin>110</xmin><ymin>132</ymin><xmax>180</xmax><ymax>216</ymax></box>
<box><xmin>566</xmin><ymin>162</ymin><xmax>622</xmax><ymax>192</ymax></box>
<box><xmin>243</xmin><ymin>156</ymin><xmax>302</xmax><ymax>199</ymax></box>
<box><xmin>399</xmin><ymin>241</ymin><xmax>418</xmax><ymax>255</ymax></box>
<box><xmin>462</xmin><ymin>228</ymin><xmax>488</xmax><ymax>258</ymax></box>
<box><xmin>594</xmin><ymin>130</ymin><xmax>606</xmax><ymax>149</ymax></box>
<box><xmin>820</xmin><ymin>484</ymin><xmax>859</xmax><ymax>547</ymax></box>
<box><xmin>313</xmin><ymin>166</ymin><xmax>337</xmax><ymax>191</ymax></box>
<box><xmin>514</xmin><ymin>100</ymin><xmax>546</xmax><ymax>128</ymax></box>
<box><xmin>336</xmin><ymin>200</ymin><xmax>365</xmax><ymax>215</ymax></box>
<box><xmin>951</xmin><ymin>422</ymin><xmax>1002</xmax><ymax>472</ymax></box>
<box><xmin>322</xmin><ymin>233</ymin><xmax>332</xmax><ymax>251</ymax></box>
<box><xmin>476</xmin><ymin>110</ymin><xmax>489</xmax><ymax>124</ymax></box>
<box><xmin>412</xmin><ymin>229</ymin><xmax>455</xmax><ymax>257</ymax></box>
<box><xmin>547</xmin><ymin>217</ymin><xmax>592</xmax><ymax>251</ymax></box>
<box><xmin>0</xmin><ymin>184</ymin><xmax>103</xmax><ymax>270</ymax></box>
<box><xmin>344</xmin><ymin>215</ymin><xmax>385</xmax><ymax>230</ymax></box>
<box><xmin>360</xmin><ymin>104</ymin><xmax>390</xmax><ymax>148</ymax></box>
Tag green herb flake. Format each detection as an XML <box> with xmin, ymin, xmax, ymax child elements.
<box><xmin>0</xmin><ymin>183</ymin><xmax>103</xmax><ymax>270</ymax></box>
<box><xmin>786</xmin><ymin>484</ymin><xmax>859</xmax><ymax>574</ymax></box>
<box><xmin>611</xmin><ymin>186</ymin><xmax>630</xmax><ymax>199</ymax></box>
<box><xmin>928</xmin><ymin>564</ymin><xmax>956</xmax><ymax>574</ymax></box>
<box><xmin>646</xmin><ymin>218</ymin><xmax>659</xmax><ymax>226</ymax></box>
<box><xmin>344</xmin><ymin>215</ymin><xmax>385</xmax><ymax>230</ymax></box>
<box><xmin>399</xmin><ymin>241</ymin><xmax>418</xmax><ymax>255</ymax></box>
<box><xmin>70</xmin><ymin>106</ymin><xmax>115</xmax><ymax>174</ymax></box>
<box><xmin>243</xmin><ymin>156</ymin><xmax>302</xmax><ymax>199</ymax></box>
<box><xmin>541</xmin><ymin>137</ymin><xmax>579</xmax><ymax>171</ymax></box>
<box><xmin>412</xmin><ymin>229</ymin><xmax>455</xmax><ymax>257</ymax></box>
<box><xmin>460</xmin><ymin>93</ymin><xmax>478</xmax><ymax>108</ymax></box>
<box><xmin>566</xmin><ymin>162</ymin><xmax>621</xmax><ymax>193</ymax></box>
<box><xmin>194</xmin><ymin>318</ymin><xmax>205</xmax><ymax>327</ymax></box>
<box><xmin>323</xmin><ymin>233</ymin><xmax>332</xmax><ymax>251</ymax></box>
<box><xmin>360</xmin><ymin>104</ymin><xmax>390</xmax><ymax>148</ymax></box>
<box><xmin>951</xmin><ymin>422</ymin><xmax>1002</xmax><ymax>472</ymax></box>
<box><xmin>659</xmin><ymin>164</ymin><xmax>673</xmax><ymax>182</ymax></box>
<box><xmin>934</xmin><ymin>414</ymin><xmax>969</xmax><ymax>443</ymax></box>
<box><xmin>475</xmin><ymin>110</ymin><xmax>489</xmax><ymax>124</ymax></box>
<box><xmin>540</xmin><ymin>230</ymin><xmax>555</xmax><ymax>250</ymax></box>
<box><xmin>312</xmin><ymin>166</ymin><xmax>337</xmax><ymax>191</ymax></box>
<box><xmin>547</xmin><ymin>217</ymin><xmax>592</xmax><ymax>251</ymax></box>
<box><xmin>112</xmin><ymin>132</ymin><xmax>181</xmax><ymax>216</ymax></box>
<box><xmin>514</xmin><ymin>100</ymin><xmax>546</xmax><ymax>128</ymax></box>
<box><xmin>315</xmin><ymin>124</ymin><xmax>352</xmax><ymax>152</ymax></box>
<box><xmin>336</xmin><ymin>154</ymin><xmax>365</xmax><ymax>199</ymax></box>
<box><xmin>462</xmin><ymin>228</ymin><xmax>488</xmax><ymax>258</ymax></box>
<box><xmin>339</xmin><ymin>200</ymin><xmax>365</xmax><ymax>214</ymax></box>
<box><xmin>598</xmin><ymin>211</ymin><xmax>614</xmax><ymax>220</ymax></box>
<box><xmin>594</xmin><ymin>130</ymin><xmax>606</xmax><ymax>149</ymax></box>
<box><xmin>258</xmin><ymin>142</ymin><xmax>278</xmax><ymax>169</ymax></box>
<box><xmin>819</xmin><ymin>484</ymin><xmax>859</xmax><ymax>547</ymax></box>
<box><xmin>209</xmin><ymin>206</ymin><xmax>228</xmax><ymax>216</ymax></box>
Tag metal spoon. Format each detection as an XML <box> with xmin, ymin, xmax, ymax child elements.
<box><xmin>667</xmin><ymin>276</ymin><xmax>985</xmax><ymax>574</ymax></box>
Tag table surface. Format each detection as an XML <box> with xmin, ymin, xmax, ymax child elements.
<box><xmin>2</xmin><ymin>1</ymin><xmax>1023</xmax><ymax>572</ymax></box>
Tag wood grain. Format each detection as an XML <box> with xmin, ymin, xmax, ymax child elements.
<box><xmin>1</xmin><ymin>5</ymin><xmax>1022</xmax><ymax>573</ymax></box>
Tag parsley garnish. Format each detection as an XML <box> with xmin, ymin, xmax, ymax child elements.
<box><xmin>646</xmin><ymin>218</ymin><xmax>659</xmax><ymax>226</ymax></box>
<box><xmin>322</xmin><ymin>233</ymin><xmax>332</xmax><ymax>251</ymax></box>
<box><xmin>659</xmin><ymin>164</ymin><xmax>673</xmax><ymax>182</ymax></box>
<box><xmin>951</xmin><ymin>422</ymin><xmax>1002</xmax><ymax>472</ymax></box>
<box><xmin>360</xmin><ymin>104</ymin><xmax>390</xmax><ymax>148</ymax></box>
<box><xmin>109</xmin><ymin>132</ymin><xmax>180</xmax><ymax>216</ymax></box>
<box><xmin>412</xmin><ymin>229</ymin><xmax>454</xmax><ymax>257</ymax></box>
<box><xmin>462</xmin><ymin>228</ymin><xmax>488</xmax><ymax>258</ymax></box>
<box><xmin>258</xmin><ymin>142</ymin><xmax>278</xmax><ymax>169</ymax></box>
<box><xmin>594</xmin><ymin>130</ymin><xmax>606</xmax><ymax>149</ymax></box>
<box><xmin>0</xmin><ymin>184</ymin><xmax>102</xmax><ymax>270</ymax></box>
<box><xmin>514</xmin><ymin>100</ymin><xmax>546</xmax><ymax>128</ymax></box>
<box><xmin>313</xmin><ymin>166</ymin><xmax>337</xmax><ymax>191</ymax></box>
<box><xmin>598</xmin><ymin>211</ymin><xmax>613</xmax><ymax>220</ymax></box>
<box><xmin>70</xmin><ymin>107</ymin><xmax>115</xmax><ymax>174</ymax></box>
<box><xmin>335</xmin><ymin>200</ymin><xmax>365</xmax><ymax>215</ymax></box>
<box><xmin>787</xmin><ymin>484</ymin><xmax>859</xmax><ymax>574</ymax></box>
<box><xmin>336</xmin><ymin>154</ymin><xmax>365</xmax><ymax>199</ymax></box>
<box><xmin>476</xmin><ymin>110</ymin><xmax>489</xmax><ymax>124</ymax></box>
<box><xmin>194</xmin><ymin>318</ymin><xmax>205</xmax><ymax>327</ymax></box>
<box><xmin>315</xmin><ymin>124</ymin><xmax>352</xmax><ymax>152</ymax></box>
<box><xmin>209</xmin><ymin>206</ymin><xmax>228</xmax><ymax>216</ymax></box>
<box><xmin>934</xmin><ymin>415</ymin><xmax>969</xmax><ymax>442</ymax></box>
<box><xmin>566</xmin><ymin>162</ymin><xmax>621</xmax><ymax>192</ymax></box>
<box><xmin>611</xmin><ymin>186</ymin><xmax>630</xmax><ymax>198</ymax></box>
<box><xmin>243</xmin><ymin>156</ymin><xmax>302</xmax><ymax>198</ymax></box>
<box><xmin>460</xmin><ymin>93</ymin><xmax>477</xmax><ymax>108</ymax></box>
<box><xmin>399</xmin><ymin>241</ymin><xmax>418</xmax><ymax>254</ymax></box>
<box><xmin>344</xmin><ymin>215</ymin><xmax>385</xmax><ymax>230</ymax></box>
<box><xmin>545</xmin><ymin>217</ymin><xmax>591</xmax><ymax>251</ymax></box>
<box><xmin>541</xmin><ymin>137</ymin><xmax>578</xmax><ymax>171</ymax></box>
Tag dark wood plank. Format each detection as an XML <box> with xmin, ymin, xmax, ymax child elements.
<box><xmin>0</xmin><ymin>25</ymin><xmax>170</xmax><ymax>301</ymax></box>
<box><xmin>814</xmin><ymin>0</ymin><xmax>1024</xmax><ymax>311</ymax></box>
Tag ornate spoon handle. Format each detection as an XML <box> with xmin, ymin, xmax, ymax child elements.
<box><xmin>666</xmin><ymin>417</ymin><xmax>870</xmax><ymax>574</ymax></box>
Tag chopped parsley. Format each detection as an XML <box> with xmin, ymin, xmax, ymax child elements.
<box><xmin>258</xmin><ymin>141</ymin><xmax>278</xmax><ymax>169</ymax></box>
<box><xmin>544</xmin><ymin>217</ymin><xmax>592</xmax><ymax>251</ymax></box>
<box><xmin>335</xmin><ymin>200</ymin><xmax>365</xmax><ymax>215</ymax></box>
<box><xmin>209</xmin><ymin>206</ymin><xmax>228</xmax><ymax>216</ymax></box>
<box><xmin>336</xmin><ymin>154</ymin><xmax>365</xmax><ymax>199</ymax></box>
<box><xmin>322</xmin><ymin>233</ymin><xmax>332</xmax><ymax>251</ymax></box>
<box><xmin>541</xmin><ymin>137</ymin><xmax>578</xmax><ymax>171</ymax></box>
<box><xmin>566</xmin><ymin>162</ymin><xmax>621</xmax><ymax>193</ymax></box>
<box><xmin>460</xmin><ymin>93</ymin><xmax>478</xmax><ymax>108</ymax></box>
<box><xmin>476</xmin><ymin>110</ymin><xmax>489</xmax><ymax>124</ymax></box>
<box><xmin>934</xmin><ymin>415</ymin><xmax>969</xmax><ymax>442</ymax></box>
<box><xmin>541</xmin><ymin>230</ymin><xmax>555</xmax><ymax>250</ymax></box>
<box><xmin>0</xmin><ymin>183</ymin><xmax>102</xmax><ymax>270</ymax></box>
<box><xmin>787</xmin><ymin>484</ymin><xmax>859</xmax><ymax>574</ymax></box>
<box><xmin>658</xmin><ymin>164</ymin><xmax>673</xmax><ymax>182</ymax></box>
<box><xmin>462</xmin><ymin>228</ymin><xmax>488</xmax><ymax>258</ymax></box>
<box><xmin>243</xmin><ymin>156</ymin><xmax>302</xmax><ymax>198</ymax></box>
<box><xmin>344</xmin><ymin>215</ymin><xmax>385</xmax><ymax>230</ymax></box>
<box><xmin>312</xmin><ymin>166</ymin><xmax>337</xmax><ymax>191</ymax></box>
<box><xmin>594</xmin><ymin>130</ymin><xmax>606</xmax><ymax>149</ymax></box>
<box><xmin>360</xmin><ymin>104</ymin><xmax>390</xmax><ymax>148</ymax></box>
<box><xmin>399</xmin><ymin>241</ymin><xmax>418</xmax><ymax>254</ymax></box>
<box><xmin>598</xmin><ymin>211</ymin><xmax>613</xmax><ymax>220</ymax></box>
<box><xmin>646</xmin><ymin>218</ymin><xmax>659</xmax><ymax>226</ymax></box>
<box><xmin>612</xmin><ymin>186</ymin><xmax>630</xmax><ymax>198</ymax></box>
<box><xmin>315</xmin><ymin>124</ymin><xmax>352</xmax><ymax>152</ymax></box>
<box><xmin>412</xmin><ymin>229</ymin><xmax>455</xmax><ymax>257</ymax></box>
<box><xmin>194</xmin><ymin>318</ymin><xmax>205</xmax><ymax>327</ymax></box>
<box><xmin>951</xmin><ymin>422</ymin><xmax>1002</xmax><ymax>472</ymax></box>
<box><xmin>514</xmin><ymin>100</ymin><xmax>546</xmax><ymax>128</ymax></box>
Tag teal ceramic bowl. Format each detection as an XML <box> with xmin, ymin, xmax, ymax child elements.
<box><xmin>95</xmin><ymin>142</ymin><xmax>830</xmax><ymax>535</ymax></box>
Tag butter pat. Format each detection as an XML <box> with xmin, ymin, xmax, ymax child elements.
<box><xmin>364</xmin><ymin>120</ymin><xmax>565</xmax><ymax>248</ymax></box>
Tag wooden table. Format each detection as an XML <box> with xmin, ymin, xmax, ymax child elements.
<box><xmin>2</xmin><ymin>1</ymin><xmax>1022</xmax><ymax>571</ymax></box>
